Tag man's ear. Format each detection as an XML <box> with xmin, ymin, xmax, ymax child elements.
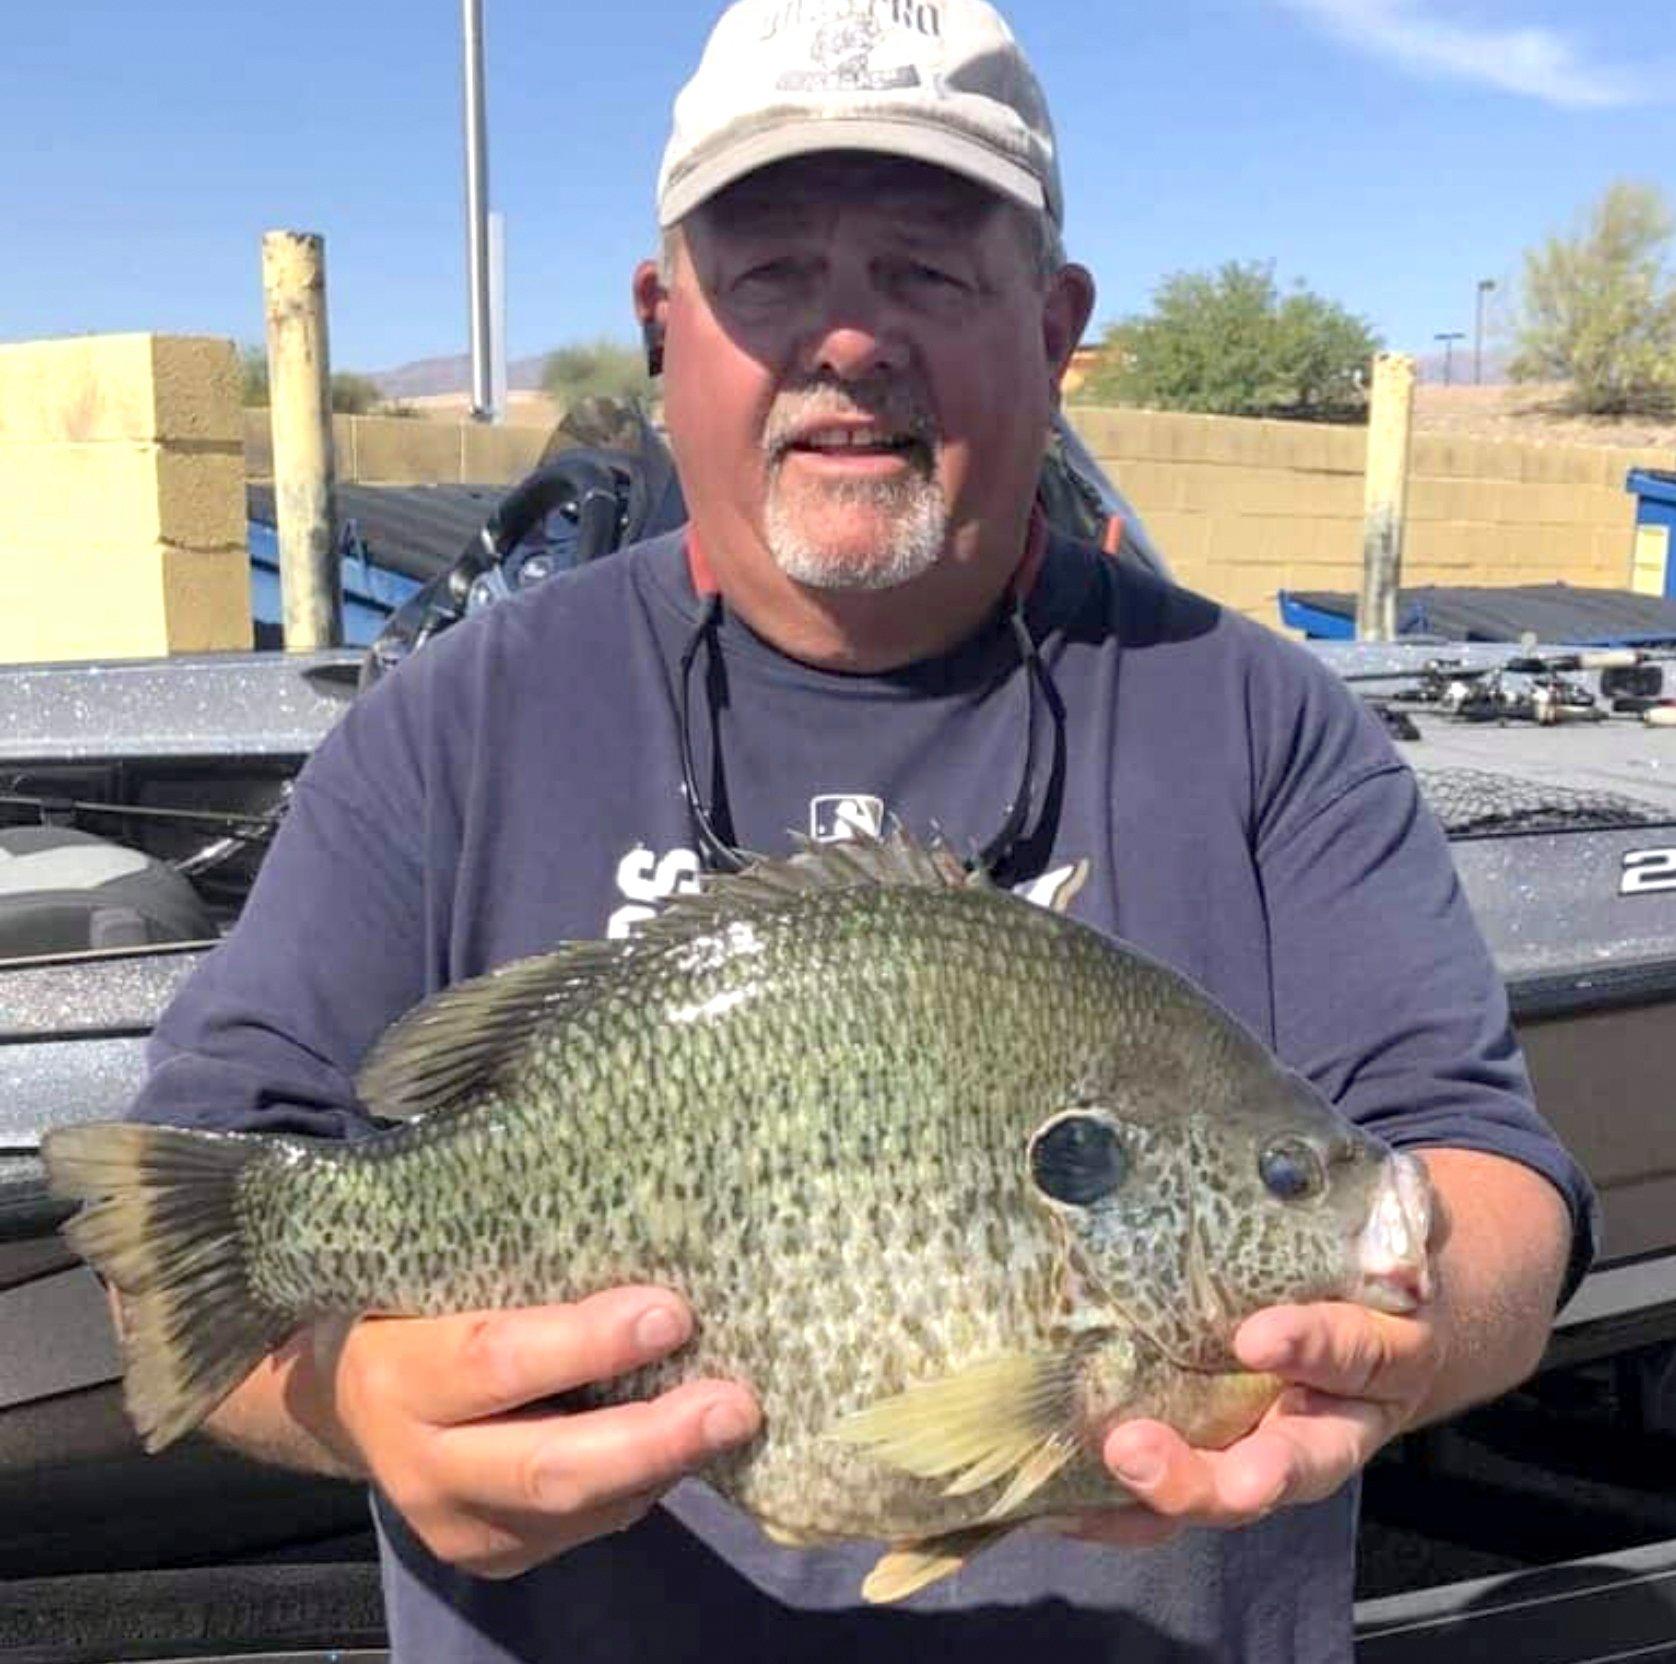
<box><xmin>1042</xmin><ymin>262</ymin><xmax>1096</xmax><ymax>404</ymax></box>
<box><xmin>632</xmin><ymin>259</ymin><xmax>667</xmax><ymax>378</ymax></box>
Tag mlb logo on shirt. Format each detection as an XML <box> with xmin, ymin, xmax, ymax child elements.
<box><xmin>810</xmin><ymin>794</ymin><xmax>885</xmax><ymax>842</ymax></box>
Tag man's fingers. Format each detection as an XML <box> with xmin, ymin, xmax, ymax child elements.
<box><xmin>426</xmin><ymin>1377</ymin><xmax>762</xmax><ymax>1524</ymax></box>
<box><xmin>342</xmin><ymin>1288</ymin><xmax>698</xmax><ymax>1427</ymax></box>
<box><xmin>1104</xmin><ymin>1421</ymin><xmax>1291</xmax><ymax>1523</ymax></box>
<box><xmin>1102</xmin><ymin>1400</ymin><xmax>1390</xmax><ymax>1528</ymax></box>
<box><xmin>1235</xmin><ymin>1303</ymin><xmax>1437</xmax><ymax>1405</ymax></box>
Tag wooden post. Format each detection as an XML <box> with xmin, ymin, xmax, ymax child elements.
<box><xmin>1358</xmin><ymin>353</ymin><xmax>1416</xmax><ymax>643</ymax></box>
<box><xmin>262</xmin><ymin>230</ymin><xmax>341</xmax><ymax>649</ymax></box>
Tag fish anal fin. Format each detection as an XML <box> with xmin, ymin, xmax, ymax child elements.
<box><xmin>862</xmin><ymin>1525</ymin><xmax>1011</xmax><ymax>1605</ymax></box>
<box><xmin>759</xmin><ymin>1519</ymin><xmax>829</xmax><ymax>1549</ymax></box>
<box><xmin>827</xmin><ymin>1351</ymin><xmax>1082</xmax><ymax>1512</ymax></box>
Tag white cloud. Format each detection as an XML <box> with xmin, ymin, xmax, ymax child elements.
<box><xmin>1279</xmin><ymin>0</ymin><xmax>1653</xmax><ymax>108</ymax></box>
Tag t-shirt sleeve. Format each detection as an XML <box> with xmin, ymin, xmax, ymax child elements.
<box><xmin>1251</xmin><ymin>657</ymin><xmax>1600</xmax><ymax>1305</ymax></box>
<box><xmin>127</xmin><ymin>682</ymin><xmax>432</xmax><ymax>1144</ymax></box>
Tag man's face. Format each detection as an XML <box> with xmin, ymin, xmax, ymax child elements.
<box><xmin>642</xmin><ymin>155</ymin><xmax>1089</xmax><ymax>595</ymax></box>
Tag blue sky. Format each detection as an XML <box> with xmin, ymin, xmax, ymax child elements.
<box><xmin>2</xmin><ymin>0</ymin><xmax>1671</xmax><ymax>378</ymax></box>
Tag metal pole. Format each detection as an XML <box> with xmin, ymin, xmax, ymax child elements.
<box><xmin>1358</xmin><ymin>353</ymin><xmax>1416</xmax><ymax>644</ymax></box>
<box><xmin>1474</xmin><ymin>279</ymin><xmax>1497</xmax><ymax>385</ymax></box>
<box><xmin>1434</xmin><ymin>331</ymin><xmax>1464</xmax><ymax>387</ymax></box>
<box><xmin>489</xmin><ymin>209</ymin><xmax>507</xmax><ymax>422</ymax></box>
<box><xmin>261</xmin><ymin>230</ymin><xmax>341</xmax><ymax>650</ymax></box>
<box><xmin>462</xmin><ymin>0</ymin><xmax>493</xmax><ymax>422</ymax></box>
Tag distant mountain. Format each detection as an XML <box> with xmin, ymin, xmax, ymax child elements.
<box><xmin>371</xmin><ymin>352</ymin><xmax>549</xmax><ymax>399</ymax></box>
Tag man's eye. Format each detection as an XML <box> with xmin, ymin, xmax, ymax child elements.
<box><xmin>906</xmin><ymin>263</ymin><xmax>963</xmax><ymax>288</ymax></box>
<box><xmin>735</xmin><ymin>259</ymin><xmax>805</xmax><ymax>291</ymax></box>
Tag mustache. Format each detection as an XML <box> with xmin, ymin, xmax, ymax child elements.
<box><xmin>761</xmin><ymin>376</ymin><xmax>939</xmax><ymax>460</ymax></box>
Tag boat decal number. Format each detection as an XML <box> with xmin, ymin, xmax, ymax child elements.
<box><xmin>1621</xmin><ymin>848</ymin><xmax>1676</xmax><ymax>896</ymax></box>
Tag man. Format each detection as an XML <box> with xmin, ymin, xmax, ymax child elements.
<box><xmin>127</xmin><ymin>0</ymin><xmax>1593</xmax><ymax>1658</ymax></box>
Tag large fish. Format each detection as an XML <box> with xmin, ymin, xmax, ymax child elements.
<box><xmin>45</xmin><ymin>832</ymin><xmax>1433</xmax><ymax>1602</ymax></box>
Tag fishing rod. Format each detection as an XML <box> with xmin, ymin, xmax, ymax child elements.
<box><xmin>1337</xmin><ymin>645</ymin><xmax>1676</xmax><ymax>686</ymax></box>
<box><xmin>1339</xmin><ymin>643</ymin><xmax>1676</xmax><ymax>729</ymax></box>
<box><xmin>0</xmin><ymin>792</ymin><xmax>284</xmax><ymax>834</ymax></box>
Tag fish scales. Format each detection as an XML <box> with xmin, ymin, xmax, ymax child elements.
<box><xmin>243</xmin><ymin>885</ymin><xmax>1116</xmax><ymax>1530</ymax></box>
<box><xmin>44</xmin><ymin>832</ymin><xmax>1435</xmax><ymax>1595</ymax></box>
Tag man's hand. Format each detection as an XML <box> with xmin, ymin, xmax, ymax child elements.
<box><xmin>1074</xmin><ymin>1301</ymin><xmax>1440</xmax><ymax>1548</ymax></box>
<box><xmin>1071</xmin><ymin>1147</ymin><xmax>1570</xmax><ymax>1548</ymax></box>
<box><xmin>238</xmin><ymin>1287</ymin><xmax>762</xmax><ymax>1579</ymax></box>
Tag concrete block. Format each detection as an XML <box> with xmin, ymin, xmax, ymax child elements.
<box><xmin>1172</xmin><ymin>463</ymin><xmax>1228</xmax><ymax>514</ymax></box>
<box><xmin>1295</xmin><ymin>474</ymin><xmax>1365</xmax><ymax>519</ymax></box>
<box><xmin>348</xmin><ymin>417</ymin><xmax>463</xmax><ymax>483</ymax></box>
<box><xmin>1304</xmin><ymin>517</ymin><xmax>1361</xmax><ymax>564</ymax></box>
<box><xmin>1109</xmin><ymin>459</ymin><xmax>1182</xmax><ymax>516</ymax></box>
<box><xmin>160</xmin><ymin>546</ymin><xmax>255</xmax><ymax>652</ymax></box>
<box><xmin>461</xmin><ymin>422</ymin><xmax>549</xmax><ymax>485</ymax></box>
<box><xmin>1140</xmin><ymin>510</ymin><xmax>1212</xmax><ymax>568</ymax></box>
<box><xmin>1413</xmin><ymin>436</ymin><xmax>1468</xmax><ymax>481</ymax></box>
<box><xmin>1411</xmin><ymin>479</ymin><xmax>1496</xmax><ymax>523</ymax></box>
<box><xmin>1317</xmin><ymin>426</ymin><xmax>1366</xmax><ymax>475</ymax></box>
<box><xmin>1201</xmin><ymin>418</ymin><xmax>1270</xmax><ymax>467</ymax></box>
<box><xmin>0</xmin><ymin>443</ymin><xmax>245</xmax><ymax>554</ymax></box>
<box><xmin>1465</xmin><ymin>437</ymin><xmax>1524</xmax><ymax>482</ymax></box>
<box><xmin>0</xmin><ymin>545</ymin><xmax>167</xmax><ymax>662</ymax></box>
<box><xmin>244</xmin><ymin>408</ymin><xmax>274</xmax><ymax>480</ymax></box>
<box><xmin>0</xmin><ymin>334</ymin><xmax>239</xmax><ymax>444</ymax></box>
<box><xmin>1066</xmin><ymin>405</ymin><xmax>1157</xmax><ymax>463</ymax></box>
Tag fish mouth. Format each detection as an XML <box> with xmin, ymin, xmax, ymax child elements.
<box><xmin>1353</xmin><ymin>1150</ymin><xmax>1434</xmax><ymax>1315</ymax></box>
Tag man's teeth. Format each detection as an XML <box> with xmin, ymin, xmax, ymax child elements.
<box><xmin>799</xmin><ymin>429</ymin><xmax>909</xmax><ymax>451</ymax></box>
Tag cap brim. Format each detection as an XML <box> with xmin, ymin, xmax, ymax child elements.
<box><xmin>658</xmin><ymin>117</ymin><xmax>1049</xmax><ymax>228</ymax></box>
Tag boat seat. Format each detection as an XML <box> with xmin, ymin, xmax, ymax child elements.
<box><xmin>0</xmin><ymin>826</ymin><xmax>216</xmax><ymax>958</ymax></box>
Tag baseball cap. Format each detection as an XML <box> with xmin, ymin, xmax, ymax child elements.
<box><xmin>656</xmin><ymin>0</ymin><xmax>1062</xmax><ymax>232</ymax></box>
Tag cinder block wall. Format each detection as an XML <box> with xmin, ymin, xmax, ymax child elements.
<box><xmin>244</xmin><ymin>410</ymin><xmax>549</xmax><ymax>485</ymax></box>
<box><xmin>0</xmin><ymin>335</ymin><xmax>251</xmax><ymax>662</ymax></box>
<box><xmin>1068</xmin><ymin>405</ymin><xmax>1676</xmax><ymax>625</ymax></box>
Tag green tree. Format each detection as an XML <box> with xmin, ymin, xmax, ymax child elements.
<box><xmin>329</xmin><ymin>372</ymin><xmax>383</xmax><ymax>415</ymax></box>
<box><xmin>1510</xmin><ymin>182</ymin><xmax>1676</xmax><ymax>416</ymax></box>
<box><xmin>236</xmin><ymin>347</ymin><xmax>394</xmax><ymax>416</ymax></box>
<box><xmin>238</xmin><ymin>343</ymin><xmax>269</xmax><ymax>407</ymax></box>
<box><xmin>540</xmin><ymin>337</ymin><xmax>656</xmax><ymax>409</ymax></box>
<box><xmin>1078</xmin><ymin>261</ymin><xmax>1380</xmax><ymax>421</ymax></box>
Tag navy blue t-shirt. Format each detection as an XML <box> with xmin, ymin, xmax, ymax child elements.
<box><xmin>131</xmin><ymin>529</ymin><xmax>1595</xmax><ymax>1662</ymax></box>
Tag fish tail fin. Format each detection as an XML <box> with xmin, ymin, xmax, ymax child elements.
<box><xmin>42</xmin><ymin>1122</ymin><xmax>297</xmax><ymax>1453</ymax></box>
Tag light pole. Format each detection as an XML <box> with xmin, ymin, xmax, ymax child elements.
<box><xmin>1434</xmin><ymin>332</ymin><xmax>1465</xmax><ymax>387</ymax></box>
<box><xmin>462</xmin><ymin>0</ymin><xmax>494</xmax><ymax>422</ymax></box>
<box><xmin>1474</xmin><ymin>278</ymin><xmax>1497</xmax><ymax>385</ymax></box>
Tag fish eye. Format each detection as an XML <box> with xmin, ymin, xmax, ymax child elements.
<box><xmin>1029</xmin><ymin>1113</ymin><xmax>1128</xmax><ymax>1207</ymax></box>
<box><xmin>1258</xmin><ymin>1138</ymin><xmax>1326</xmax><ymax>1203</ymax></box>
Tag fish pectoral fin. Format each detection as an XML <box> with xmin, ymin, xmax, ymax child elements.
<box><xmin>862</xmin><ymin>1525</ymin><xmax>1011</xmax><ymax>1605</ymax></box>
<box><xmin>1175</xmin><ymin>1369</ymin><xmax>1286</xmax><ymax>1450</ymax></box>
<box><xmin>826</xmin><ymin>1352</ymin><xmax>1082</xmax><ymax>1516</ymax></box>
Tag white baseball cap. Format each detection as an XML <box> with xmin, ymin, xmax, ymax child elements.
<box><xmin>656</xmin><ymin>0</ymin><xmax>1062</xmax><ymax>232</ymax></box>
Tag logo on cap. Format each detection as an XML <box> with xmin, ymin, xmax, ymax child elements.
<box><xmin>774</xmin><ymin>3</ymin><xmax>936</xmax><ymax>92</ymax></box>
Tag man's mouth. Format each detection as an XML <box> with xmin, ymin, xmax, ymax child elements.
<box><xmin>782</xmin><ymin>425</ymin><xmax>923</xmax><ymax>458</ymax></box>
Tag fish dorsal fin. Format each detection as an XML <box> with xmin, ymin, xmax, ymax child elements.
<box><xmin>827</xmin><ymin>1351</ymin><xmax>1082</xmax><ymax>1524</ymax></box>
<box><xmin>614</xmin><ymin>827</ymin><xmax>992</xmax><ymax>959</ymax></box>
<box><xmin>355</xmin><ymin>942</ymin><xmax>628</xmax><ymax>1123</ymax></box>
<box><xmin>358</xmin><ymin>830</ymin><xmax>983</xmax><ymax>1125</ymax></box>
<box><xmin>862</xmin><ymin>1524</ymin><xmax>1012</xmax><ymax>1604</ymax></box>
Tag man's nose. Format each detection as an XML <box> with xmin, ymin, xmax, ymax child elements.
<box><xmin>797</xmin><ymin>275</ymin><xmax>911</xmax><ymax>382</ymax></box>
